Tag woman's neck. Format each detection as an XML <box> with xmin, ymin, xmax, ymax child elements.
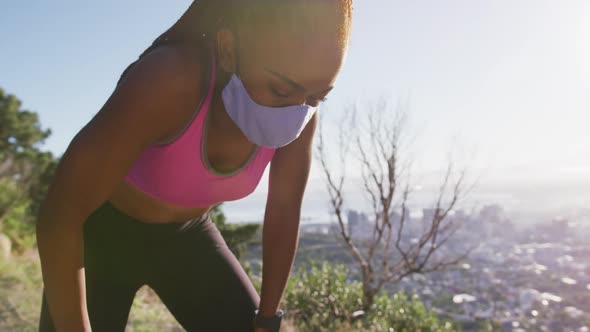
<box><xmin>210</xmin><ymin>86</ymin><xmax>256</xmax><ymax>148</ymax></box>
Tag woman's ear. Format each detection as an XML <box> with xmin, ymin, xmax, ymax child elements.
<box><xmin>216</xmin><ymin>29</ymin><xmax>237</xmax><ymax>73</ymax></box>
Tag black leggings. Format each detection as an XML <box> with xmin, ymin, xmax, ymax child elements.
<box><xmin>39</xmin><ymin>201</ymin><xmax>259</xmax><ymax>331</ymax></box>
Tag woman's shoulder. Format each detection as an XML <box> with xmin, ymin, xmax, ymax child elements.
<box><xmin>127</xmin><ymin>41</ymin><xmax>212</xmax><ymax>144</ymax></box>
<box><xmin>134</xmin><ymin>41</ymin><xmax>210</xmax><ymax>95</ymax></box>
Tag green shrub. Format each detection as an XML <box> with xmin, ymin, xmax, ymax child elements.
<box><xmin>0</xmin><ymin>178</ymin><xmax>36</xmax><ymax>251</ymax></box>
<box><xmin>366</xmin><ymin>291</ymin><xmax>459</xmax><ymax>332</ymax></box>
<box><xmin>278</xmin><ymin>260</ymin><xmax>460</xmax><ymax>332</ymax></box>
<box><xmin>283</xmin><ymin>260</ymin><xmax>363</xmax><ymax>331</ymax></box>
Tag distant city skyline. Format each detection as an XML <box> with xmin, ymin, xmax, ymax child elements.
<box><xmin>2</xmin><ymin>1</ymin><xmax>588</xmax><ymax>221</ymax></box>
<box><xmin>222</xmin><ymin>171</ymin><xmax>589</xmax><ymax>225</ymax></box>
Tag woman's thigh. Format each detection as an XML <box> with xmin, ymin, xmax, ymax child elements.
<box><xmin>146</xmin><ymin>218</ymin><xmax>260</xmax><ymax>332</ymax></box>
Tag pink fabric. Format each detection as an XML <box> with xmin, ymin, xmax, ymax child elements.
<box><xmin>124</xmin><ymin>51</ymin><xmax>276</xmax><ymax>208</ymax></box>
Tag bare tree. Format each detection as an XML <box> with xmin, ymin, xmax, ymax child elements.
<box><xmin>315</xmin><ymin>100</ymin><xmax>474</xmax><ymax>311</ymax></box>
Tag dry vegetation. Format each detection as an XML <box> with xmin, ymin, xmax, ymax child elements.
<box><xmin>0</xmin><ymin>252</ymin><xmax>299</xmax><ymax>331</ymax></box>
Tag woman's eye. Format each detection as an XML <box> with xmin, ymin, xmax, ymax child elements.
<box><xmin>271</xmin><ymin>87</ymin><xmax>289</xmax><ymax>98</ymax></box>
<box><xmin>307</xmin><ymin>97</ymin><xmax>327</xmax><ymax>107</ymax></box>
<box><xmin>309</xmin><ymin>97</ymin><xmax>328</xmax><ymax>106</ymax></box>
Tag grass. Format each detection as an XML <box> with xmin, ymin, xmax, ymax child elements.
<box><xmin>0</xmin><ymin>250</ymin><xmax>42</xmax><ymax>331</ymax></box>
<box><xmin>127</xmin><ymin>286</ymin><xmax>183</xmax><ymax>331</ymax></box>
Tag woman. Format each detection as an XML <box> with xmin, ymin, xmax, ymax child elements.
<box><xmin>36</xmin><ymin>1</ymin><xmax>352</xmax><ymax>331</ymax></box>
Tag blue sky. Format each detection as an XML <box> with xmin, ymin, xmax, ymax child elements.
<box><xmin>2</xmin><ymin>1</ymin><xmax>589</xmax><ymax>221</ymax></box>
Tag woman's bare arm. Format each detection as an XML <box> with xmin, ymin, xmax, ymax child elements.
<box><xmin>257</xmin><ymin>112</ymin><xmax>318</xmax><ymax>318</ymax></box>
<box><xmin>36</xmin><ymin>45</ymin><xmax>204</xmax><ymax>331</ymax></box>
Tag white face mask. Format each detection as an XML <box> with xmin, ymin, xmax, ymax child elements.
<box><xmin>221</xmin><ymin>74</ymin><xmax>317</xmax><ymax>148</ymax></box>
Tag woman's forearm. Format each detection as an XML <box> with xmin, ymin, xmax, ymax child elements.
<box><xmin>36</xmin><ymin>212</ymin><xmax>92</xmax><ymax>332</ymax></box>
<box><xmin>258</xmin><ymin>215</ymin><xmax>300</xmax><ymax>317</ymax></box>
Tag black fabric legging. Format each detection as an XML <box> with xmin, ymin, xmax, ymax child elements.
<box><xmin>38</xmin><ymin>201</ymin><xmax>260</xmax><ymax>332</ymax></box>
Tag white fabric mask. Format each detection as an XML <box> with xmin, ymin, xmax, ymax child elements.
<box><xmin>221</xmin><ymin>74</ymin><xmax>317</xmax><ymax>148</ymax></box>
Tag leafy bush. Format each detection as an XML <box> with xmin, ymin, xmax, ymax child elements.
<box><xmin>282</xmin><ymin>260</ymin><xmax>363</xmax><ymax>331</ymax></box>
<box><xmin>277</xmin><ymin>260</ymin><xmax>460</xmax><ymax>332</ymax></box>
<box><xmin>366</xmin><ymin>291</ymin><xmax>458</xmax><ymax>332</ymax></box>
<box><xmin>0</xmin><ymin>87</ymin><xmax>58</xmax><ymax>252</ymax></box>
<box><xmin>0</xmin><ymin>178</ymin><xmax>35</xmax><ymax>251</ymax></box>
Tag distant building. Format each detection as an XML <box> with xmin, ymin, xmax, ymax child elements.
<box><xmin>453</xmin><ymin>209</ymin><xmax>467</xmax><ymax>220</ymax></box>
<box><xmin>479</xmin><ymin>204</ymin><xmax>504</xmax><ymax>222</ymax></box>
<box><xmin>389</xmin><ymin>206</ymin><xmax>410</xmax><ymax>223</ymax></box>
<box><xmin>422</xmin><ymin>208</ymin><xmax>441</xmax><ymax>225</ymax></box>
<box><xmin>300</xmin><ymin>223</ymin><xmax>331</xmax><ymax>235</ymax></box>
<box><xmin>471</xmin><ymin>204</ymin><xmax>516</xmax><ymax>239</ymax></box>
<box><xmin>533</xmin><ymin>216</ymin><xmax>573</xmax><ymax>241</ymax></box>
<box><xmin>390</xmin><ymin>207</ymin><xmax>421</xmax><ymax>236</ymax></box>
<box><xmin>347</xmin><ymin>209</ymin><xmax>371</xmax><ymax>239</ymax></box>
<box><xmin>347</xmin><ymin>209</ymin><xmax>360</xmax><ymax>236</ymax></box>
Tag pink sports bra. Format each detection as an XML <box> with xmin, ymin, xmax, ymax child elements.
<box><xmin>124</xmin><ymin>48</ymin><xmax>276</xmax><ymax>208</ymax></box>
